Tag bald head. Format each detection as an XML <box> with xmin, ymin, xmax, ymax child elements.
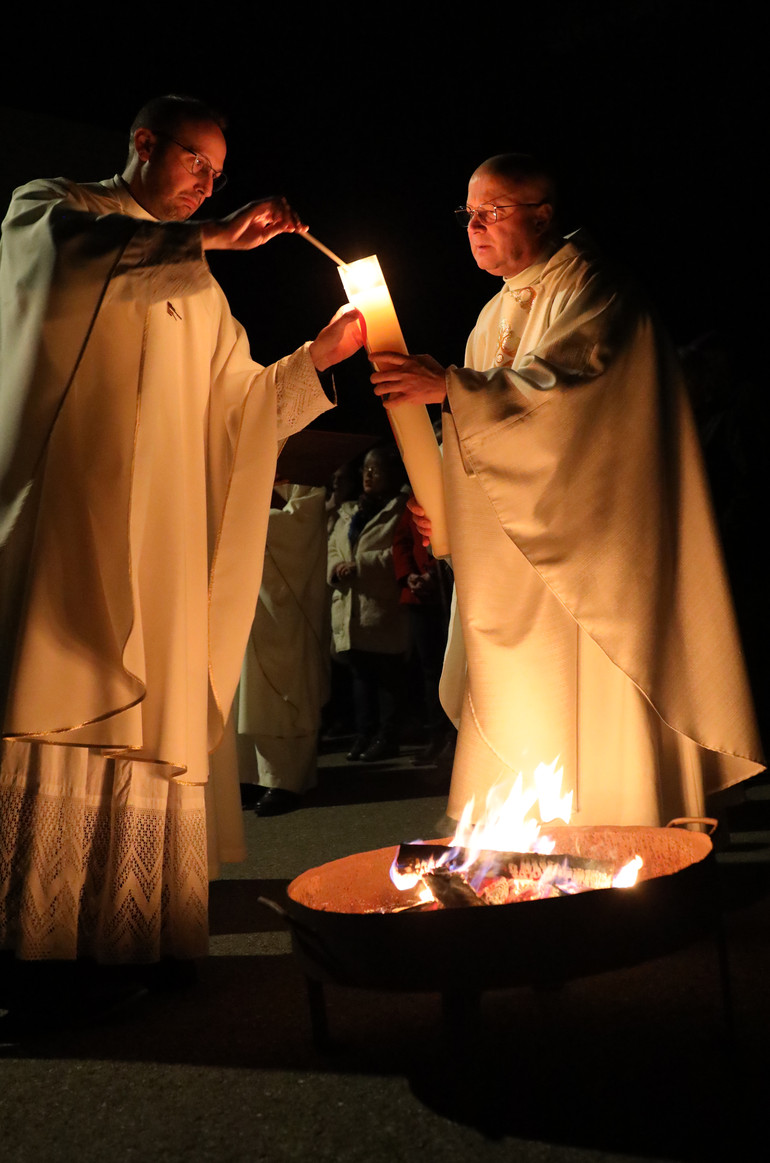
<box><xmin>465</xmin><ymin>153</ymin><xmax>557</xmax><ymax>278</ymax></box>
<box><xmin>473</xmin><ymin>153</ymin><xmax>557</xmax><ymax>208</ymax></box>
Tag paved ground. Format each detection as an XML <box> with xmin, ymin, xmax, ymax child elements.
<box><xmin>2</xmin><ymin>743</ymin><xmax>769</xmax><ymax>1163</ymax></box>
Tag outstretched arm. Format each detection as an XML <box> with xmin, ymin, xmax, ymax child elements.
<box><xmin>201</xmin><ymin>197</ymin><xmax>306</xmax><ymax>250</ymax></box>
<box><xmin>309</xmin><ymin>307</ymin><xmax>365</xmax><ymax>371</ymax></box>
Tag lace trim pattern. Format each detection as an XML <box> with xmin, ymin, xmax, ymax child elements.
<box><xmin>275</xmin><ymin>347</ymin><xmax>333</xmax><ymax>440</ymax></box>
<box><xmin>0</xmin><ymin>743</ymin><xmax>208</xmax><ymax>963</ymax></box>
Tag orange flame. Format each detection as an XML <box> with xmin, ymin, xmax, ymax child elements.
<box><xmin>450</xmin><ymin>758</ymin><xmax>571</xmax><ymax>862</ymax></box>
<box><xmin>391</xmin><ymin>759</ymin><xmax>642</xmax><ymax>903</ymax></box>
<box><xmin>612</xmin><ymin>855</ymin><xmax>643</xmax><ymax>888</ymax></box>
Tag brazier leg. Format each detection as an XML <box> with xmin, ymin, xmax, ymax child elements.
<box><xmin>305</xmin><ymin>977</ymin><xmax>331</xmax><ymax>1050</ymax></box>
<box><xmin>713</xmin><ymin>907</ymin><xmax>734</xmax><ymax>1041</ymax></box>
<box><xmin>441</xmin><ymin>987</ymin><xmax>482</xmax><ymax>1051</ymax></box>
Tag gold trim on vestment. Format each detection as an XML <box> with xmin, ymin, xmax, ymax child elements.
<box><xmin>2</xmin><ymin>306</ymin><xmax>152</xmax><ymax>742</ymax></box>
<box><xmin>0</xmin><ymin>735</ymin><xmax>190</xmax><ymax>777</ymax></box>
<box><xmin>1</xmin><ymin>694</ymin><xmax>146</xmax><ymax>740</ymax></box>
<box><xmin>246</xmin><ymin>536</ymin><xmax>329</xmax><ymax>714</ymax></box>
<box><xmin>256</xmin><ymin>539</ymin><xmax>327</xmax><ymax>656</ymax></box>
<box><xmin>466</xmin><ymin>687</ymin><xmax>520</xmax><ymax>776</ymax></box>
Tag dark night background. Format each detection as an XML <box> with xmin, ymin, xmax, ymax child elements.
<box><xmin>2</xmin><ymin>0</ymin><xmax>769</xmax><ymax>709</ymax></box>
<box><xmin>1</xmin><ymin>14</ymin><xmax>769</xmax><ymax>1151</ymax></box>
<box><xmin>1</xmin><ymin>0</ymin><xmax>766</xmax><ymax>434</ymax></box>
<box><xmin>3</xmin><ymin>1</ymin><xmax>768</xmax><ymax>716</ymax></box>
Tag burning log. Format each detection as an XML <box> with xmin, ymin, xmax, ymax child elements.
<box><xmin>478</xmin><ymin>875</ymin><xmax>565</xmax><ymax>904</ymax></box>
<box><xmin>422</xmin><ymin>868</ymin><xmax>486</xmax><ymax>909</ymax></box>
<box><xmin>390</xmin><ymin>842</ymin><xmax>620</xmax><ymax>909</ymax></box>
<box><xmin>396</xmin><ymin>843</ymin><xmax>614</xmax><ymax>888</ymax></box>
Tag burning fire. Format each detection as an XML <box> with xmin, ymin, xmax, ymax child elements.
<box><xmin>453</xmin><ymin>758</ymin><xmax>573</xmax><ymax>857</ymax></box>
<box><xmin>612</xmin><ymin>854</ymin><xmax>644</xmax><ymax>887</ymax></box>
<box><xmin>390</xmin><ymin>758</ymin><xmax>643</xmax><ymax>908</ymax></box>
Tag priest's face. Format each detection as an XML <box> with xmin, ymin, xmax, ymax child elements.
<box><xmin>465</xmin><ymin>169</ymin><xmax>552</xmax><ymax>278</ymax></box>
<box><xmin>136</xmin><ymin>119</ymin><xmax>227</xmax><ymax>221</ymax></box>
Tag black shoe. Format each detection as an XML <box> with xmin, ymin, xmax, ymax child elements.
<box><xmin>436</xmin><ymin>734</ymin><xmax>457</xmax><ymax>767</ymax></box>
<box><xmin>346</xmin><ymin>736</ymin><xmax>370</xmax><ymax>762</ymax></box>
<box><xmin>254</xmin><ymin>788</ymin><xmax>302</xmax><ymax>817</ymax></box>
<box><xmin>240</xmin><ymin>783</ymin><xmax>269</xmax><ymax>809</ymax></box>
<box><xmin>411</xmin><ymin>735</ymin><xmax>450</xmax><ymax>766</ymax></box>
<box><xmin>361</xmin><ymin>738</ymin><xmax>399</xmax><ymax>762</ymax></box>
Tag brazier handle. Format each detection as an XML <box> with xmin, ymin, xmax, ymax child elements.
<box><xmin>666</xmin><ymin>817</ymin><xmax>718</xmax><ymax>835</ymax></box>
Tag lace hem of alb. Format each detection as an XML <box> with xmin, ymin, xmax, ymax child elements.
<box><xmin>0</xmin><ymin>742</ymin><xmax>208</xmax><ymax>963</ymax></box>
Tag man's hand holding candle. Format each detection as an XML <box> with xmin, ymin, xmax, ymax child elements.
<box><xmin>309</xmin><ymin>306</ymin><xmax>365</xmax><ymax>371</ymax></box>
<box><xmin>407</xmin><ymin>495</ymin><xmax>433</xmax><ymax>548</ymax></box>
<box><xmin>370</xmin><ymin>352</ymin><xmax>448</xmax><ymax>407</ymax></box>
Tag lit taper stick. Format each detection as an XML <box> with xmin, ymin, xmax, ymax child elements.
<box><xmin>301</xmin><ymin>232</ymin><xmax>348</xmax><ymax>268</ymax></box>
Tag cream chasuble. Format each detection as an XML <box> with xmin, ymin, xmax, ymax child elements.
<box><xmin>238</xmin><ymin>485</ymin><xmax>330</xmax><ymax>795</ymax></box>
<box><xmin>442</xmin><ymin>233</ymin><xmax>764</xmax><ymax>827</ymax></box>
<box><xmin>0</xmin><ymin>176</ymin><xmax>332</xmax><ymax>960</ymax></box>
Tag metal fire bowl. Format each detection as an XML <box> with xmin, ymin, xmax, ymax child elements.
<box><xmin>285</xmin><ymin>825</ymin><xmax>717</xmax><ymax>992</ymax></box>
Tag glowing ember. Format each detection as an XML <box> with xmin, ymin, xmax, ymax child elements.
<box><xmin>390</xmin><ymin>866</ymin><xmax>422</xmax><ymax>892</ymax></box>
<box><xmin>390</xmin><ymin>759</ymin><xmax>643</xmax><ymax>907</ymax></box>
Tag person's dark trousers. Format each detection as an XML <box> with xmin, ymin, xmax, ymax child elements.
<box><xmin>347</xmin><ymin>648</ymin><xmax>406</xmax><ymax>745</ymax></box>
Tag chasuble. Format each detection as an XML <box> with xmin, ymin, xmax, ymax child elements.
<box><xmin>441</xmin><ymin>231</ymin><xmax>764</xmax><ymax>826</ymax></box>
<box><xmin>237</xmin><ymin>484</ymin><xmax>330</xmax><ymax>796</ymax></box>
<box><xmin>0</xmin><ymin>176</ymin><xmax>332</xmax><ymax>959</ymax></box>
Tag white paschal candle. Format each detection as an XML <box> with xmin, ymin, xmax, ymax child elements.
<box><xmin>339</xmin><ymin>255</ymin><xmax>450</xmax><ymax>558</ymax></box>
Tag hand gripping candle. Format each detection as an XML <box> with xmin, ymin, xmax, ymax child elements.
<box><xmin>338</xmin><ymin>255</ymin><xmax>450</xmax><ymax>558</ymax></box>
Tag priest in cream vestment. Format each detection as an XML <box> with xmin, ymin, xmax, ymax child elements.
<box><xmin>237</xmin><ymin>483</ymin><xmax>330</xmax><ymax>814</ymax></box>
<box><xmin>0</xmin><ymin>97</ymin><xmax>362</xmax><ymax>962</ymax></box>
<box><xmin>372</xmin><ymin>153</ymin><xmax>764</xmax><ymax>827</ymax></box>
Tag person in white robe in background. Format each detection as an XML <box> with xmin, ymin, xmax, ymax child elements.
<box><xmin>370</xmin><ymin>153</ymin><xmax>764</xmax><ymax>828</ymax></box>
<box><xmin>0</xmin><ymin>95</ymin><xmax>362</xmax><ymax>967</ymax></box>
<box><xmin>237</xmin><ymin>482</ymin><xmax>331</xmax><ymax>816</ymax></box>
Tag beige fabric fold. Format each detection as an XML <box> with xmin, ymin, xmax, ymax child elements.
<box><xmin>0</xmin><ymin>177</ymin><xmax>332</xmax><ymax>785</ymax></box>
<box><xmin>0</xmin><ymin>173</ymin><xmax>333</xmax><ymax>960</ymax></box>
<box><xmin>238</xmin><ymin>485</ymin><xmax>330</xmax><ymax>750</ymax></box>
<box><xmin>443</xmin><ymin>232</ymin><xmax>764</xmax><ymax>826</ymax></box>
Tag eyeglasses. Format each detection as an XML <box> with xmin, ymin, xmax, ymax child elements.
<box><xmin>155</xmin><ymin>131</ymin><xmax>227</xmax><ymax>191</ymax></box>
<box><xmin>454</xmin><ymin>200</ymin><xmax>546</xmax><ymax>227</ymax></box>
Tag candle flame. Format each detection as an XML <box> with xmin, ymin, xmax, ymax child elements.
<box><xmin>339</xmin><ymin>255</ymin><xmax>388</xmax><ymax>297</ymax></box>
